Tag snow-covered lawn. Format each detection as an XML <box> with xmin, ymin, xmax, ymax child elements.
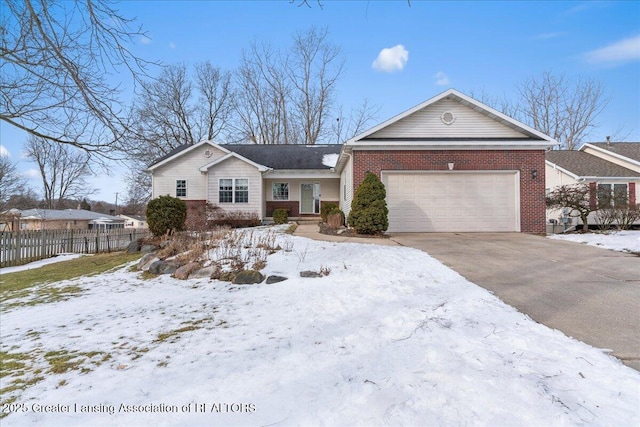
<box><xmin>549</xmin><ymin>230</ymin><xmax>640</xmax><ymax>254</ymax></box>
<box><xmin>1</xmin><ymin>228</ymin><xmax>638</xmax><ymax>426</ymax></box>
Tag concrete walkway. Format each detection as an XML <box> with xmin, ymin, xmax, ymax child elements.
<box><xmin>293</xmin><ymin>223</ymin><xmax>399</xmax><ymax>246</ymax></box>
<box><xmin>293</xmin><ymin>223</ymin><xmax>640</xmax><ymax>371</ymax></box>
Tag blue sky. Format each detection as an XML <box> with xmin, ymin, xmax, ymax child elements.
<box><xmin>1</xmin><ymin>0</ymin><xmax>639</xmax><ymax>203</ymax></box>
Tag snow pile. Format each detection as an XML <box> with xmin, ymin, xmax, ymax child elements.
<box><xmin>322</xmin><ymin>153</ymin><xmax>339</xmax><ymax>168</ymax></box>
<box><xmin>0</xmin><ymin>253</ymin><xmax>86</xmax><ymax>275</ymax></box>
<box><xmin>1</xmin><ymin>229</ymin><xmax>638</xmax><ymax>426</ymax></box>
<box><xmin>549</xmin><ymin>230</ymin><xmax>640</xmax><ymax>253</ymax></box>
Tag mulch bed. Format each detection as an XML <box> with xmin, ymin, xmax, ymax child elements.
<box><xmin>317</xmin><ymin>222</ymin><xmax>390</xmax><ymax>239</ymax></box>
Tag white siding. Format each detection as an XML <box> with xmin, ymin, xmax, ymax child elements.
<box><xmin>151</xmin><ymin>145</ymin><xmax>227</xmax><ymax>199</ymax></box>
<box><xmin>369</xmin><ymin>98</ymin><xmax>525</xmax><ymax>139</ymax></box>
<box><xmin>207</xmin><ymin>157</ymin><xmax>262</xmax><ymax>218</ymax></box>
<box><xmin>264</xmin><ymin>178</ymin><xmax>338</xmax><ymax>201</ymax></box>
<box><xmin>340</xmin><ymin>156</ymin><xmax>353</xmax><ymax>219</ymax></box>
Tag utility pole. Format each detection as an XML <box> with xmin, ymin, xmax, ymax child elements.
<box><xmin>114</xmin><ymin>192</ymin><xmax>119</xmax><ymax>215</ymax></box>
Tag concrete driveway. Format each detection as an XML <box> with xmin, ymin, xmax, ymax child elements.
<box><xmin>389</xmin><ymin>233</ymin><xmax>640</xmax><ymax>371</ymax></box>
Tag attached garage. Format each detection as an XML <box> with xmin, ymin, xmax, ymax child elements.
<box><xmin>336</xmin><ymin>89</ymin><xmax>556</xmax><ymax>233</ymax></box>
<box><xmin>383</xmin><ymin>171</ymin><xmax>520</xmax><ymax>232</ymax></box>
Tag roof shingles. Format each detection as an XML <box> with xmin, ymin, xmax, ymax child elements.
<box><xmin>546</xmin><ymin>150</ymin><xmax>640</xmax><ymax>178</ymax></box>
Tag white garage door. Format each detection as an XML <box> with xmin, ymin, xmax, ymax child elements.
<box><xmin>383</xmin><ymin>171</ymin><xmax>520</xmax><ymax>232</ymax></box>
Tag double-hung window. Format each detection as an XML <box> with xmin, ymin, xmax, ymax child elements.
<box><xmin>176</xmin><ymin>180</ymin><xmax>187</xmax><ymax>197</ymax></box>
<box><xmin>219</xmin><ymin>178</ymin><xmax>249</xmax><ymax>204</ymax></box>
<box><xmin>597</xmin><ymin>184</ymin><xmax>628</xmax><ymax>208</ymax></box>
<box><xmin>272</xmin><ymin>183</ymin><xmax>289</xmax><ymax>200</ymax></box>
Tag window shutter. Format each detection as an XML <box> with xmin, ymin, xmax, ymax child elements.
<box><xmin>589</xmin><ymin>182</ymin><xmax>597</xmax><ymax>210</ymax></box>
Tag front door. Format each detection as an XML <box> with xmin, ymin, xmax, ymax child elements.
<box><xmin>300</xmin><ymin>183</ymin><xmax>320</xmax><ymax>214</ymax></box>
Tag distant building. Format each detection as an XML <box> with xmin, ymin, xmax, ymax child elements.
<box><xmin>118</xmin><ymin>214</ymin><xmax>148</xmax><ymax>229</ymax></box>
<box><xmin>9</xmin><ymin>209</ymin><xmax>125</xmax><ymax>231</ymax></box>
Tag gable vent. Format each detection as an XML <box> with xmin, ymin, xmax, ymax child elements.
<box><xmin>441</xmin><ymin>111</ymin><xmax>456</xmax><ymax>125</ymax></box>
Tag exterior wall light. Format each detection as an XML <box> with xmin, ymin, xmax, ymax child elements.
<box><xmin>531</xmin><ymin>170</ymin><xmax>538</xmax><ymax>179</ymax></box>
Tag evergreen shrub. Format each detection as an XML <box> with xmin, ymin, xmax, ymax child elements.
<box><xmin>347</xmin><ymin>172</ymin><xmax>388</xmax><ymax>235</ymax></box>
<box><xmin>146</xmin><ymin>195</ymin><xmax>187</xmax><ymax>237</ymax></box>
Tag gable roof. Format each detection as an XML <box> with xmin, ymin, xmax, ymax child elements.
<box><xmin>147</xmin><ymin>140</ymin><xmax>342</xmax><ymax>171</ymax></box>
<box><xmin>545</xmin><ymin>150</ymin><xmax>640</xmax><ymax>178</ymax></box>
<box><xmin>582</xmin><ymin>142</ymin><xmax>640</xmax><ymax>163</ymax></box>
<box><xmin>346</xmin><ymin>88</ymin><xmax>557</xmax><ymax>145</ymax></box>
<box><xmin>198</xmin><ymin>151</ymin><xmax>270</xmax><ymax>172</ymax></box>
<box><xmin>147</xmin><ymin>140</ymin><xmax>228</xmax><ymax>171</ymax></box>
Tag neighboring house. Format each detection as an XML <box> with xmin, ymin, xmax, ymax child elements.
<box><xmin>148</xmin><ymin>89</ymin><xmax>556</xmax><ymax>233</ymax></box>
<box><xmin>13</xmin><ymin>209</ymin><xmax>125</xmax><ymax>231</ymax></box>
<box><xmin>118</xmin><ymin>214</ymin><xmax>148</xmax><ymax>229</ymax></box>
<box><xmin>545</xmin><ymin>142</ymin><xmax>640</xmax><ymax>227</ymax></box>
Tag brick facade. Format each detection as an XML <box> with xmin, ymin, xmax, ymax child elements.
<box><xmin>352</xmin><ymin>149</ymin><xmax>547</xmax><ymax>233</ymax></box>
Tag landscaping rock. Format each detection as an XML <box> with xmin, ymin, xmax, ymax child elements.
<box><xmin>148</xmin><ymin>260</ymin><xmax>179</xmax><ymax>275</ymax></box>
<box><xmin>189</xmin><ymin>266</ymin><xmax>219</xmax><ymax>279</ymax></box>
<box><xmin>219</xmin><ymin>271</ymin><xmax>237</xmax><ymax>282</ymax></box>
<box><xmin>266</xmin><ymin>275</ymin><xmax>288</xmax><ymax>284</ymax></box>
<box><xmin>173</xmin><ymin>262</ymin><xmax>201</xmax><ymax>280</ymax></box>
<box><xmin>233</xmin><ymin>270</ymin><xmax>265</xmax><ymax>285</ymax></box>
<box><xmin>140</xmin><ymin>244</ymin><xmax>159</xmax><ymax>254</ymax></box>
<box><xmin>126</xmin><ymin>241</ymin><xmax>141</xmax><ymax>253</ymax></box>
<box><xmin>300</xmin><ymin>270</ymin><xmax>322</xmax><ymax>278</ymax></box>
<box><xmin>138</xmin><ymin>253</ymin><xmax>159</xmax><ymax>271</ymax></box>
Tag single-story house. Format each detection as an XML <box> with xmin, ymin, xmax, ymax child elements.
<box><xmin>545</xmin><ymin>142</ymin><xmax>640</xmax><ymax>227</ymax></box>
<box><xmin>12</xmin><ymin>209</ymin><xmax>125</xmax><ymax>231</ymax></box>
<box><xmin>147</xmin><ymin>88</ymin><xmax>557</xmax><ymax>233</ymax></box>
<box><xmin>118</xmin><ymin>214</ymin><xmax>148</xmax><ymax>229</ymax></box>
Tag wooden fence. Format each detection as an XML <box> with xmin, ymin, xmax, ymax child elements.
<box><xmin>0</xmin><ymin>228</ymin><xmax>151</xmax><ymax>268</ymax></box>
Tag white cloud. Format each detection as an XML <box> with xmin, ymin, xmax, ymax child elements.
<box><xmin>168</xmin><ymin>42</ymin><xmax>176</xmax><ymax>49</ymax></box>
<box><xmin>372</xmin><ymin>44</ymin><xmax>409</xmax><ymax>72</ymax></box>
<box><xmin>140</xmin><ymin>35</ymin><xmax>152</xmax><ymax>45</ymax></box>
<box><xmin>434</xmin><ymin>71</ymin><xmax>450</xmax><ymax>86</ymax></box>
<box><xmin>24</xmin><ymin>169</ymin><xmax>40</xmax><ymax>178</ymax></box>
<box><xmin>585</xmin><ymin>35</ymin><xmax>640</xmax><ymax>64</ymax></box>
<box><xmin>0</xmin><ymin>145</ymin><xmax>9</xmax><ymax>158</ymax></box>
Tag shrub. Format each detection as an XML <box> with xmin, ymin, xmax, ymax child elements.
<box><xmin>347</xmin><ymin>172</ymin><xmax>388</xmax><ymax>235</ymax></box>
<box><xmin>146</xmin><ymin>195</ymin><xmax>187</xmax><ymax>237</ymax></box>
<box><xmin>273</xmin><ymin>209</ymin><xmax>289</xmax><ymax>225</ymax></box>
<box><xmin>326</xmin><ymin>208</ymin><xmax>344</xmax><ymax>229</ymax></box>
<box><xmin>320</xmin><ymin>202</ymin><xmax>339</xmax><ymax>222</ymax></box>
<box><xmin>207</xmin><ymin>206</ymin><xmax>261</xmax><ymax>228</ymax></box>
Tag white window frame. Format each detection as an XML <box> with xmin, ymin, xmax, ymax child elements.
<box><xmin>218</xmin><ymin>178</ymin><xmax>249</xmax><ymax>204</ymax></box>
<box><xmin>272</xmin><ymin>182</ymin><xmax>289</xmax><ymax>201</ymax></box>
<box><xmin>176</xmin><ymin>180</ymin><xmax>187</xmax><ymax>198</ymax></box>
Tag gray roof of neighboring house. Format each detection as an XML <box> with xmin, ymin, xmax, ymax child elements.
<box><xmin>588</xmin><ymin>142</ymin><xmax>640</xmax><ymax>162</ymax></box>
<box><xmin>546</xmin><ymin>150</ymin><xmax>640</xmax><ymax>178</ymax></box>
<box><xmin>19</xmin><ymin>209</ymin><xmax>124</xmax><ymax>222</ymax></box>
<box><xmin>149</xmin><ymin>143</ymin><xmax>342</xmax><ymax>170</ymax></box>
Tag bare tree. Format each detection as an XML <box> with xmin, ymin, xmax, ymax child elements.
<box><xmin>516</xmin><ymin>72</ymin><xmax>608</xmax><ymax>150</ymax></box>
<box><xmin>1</xmin><ymin>0</ymin><xmax>149</xmax><ymax>155</ymax></box>
<box><xmin>234</xmin><ymin>41</ymin><xmax>294</xmax><ymax>144</ymax></box>
<box><xmin>289</xmin><ymin>27</ymin><xmax>343</xmax><ymax>144</ymax></box>
<box><xmin>25</xmin><ymin>135</ymin><xmax>97</xmax><ymax>209</ymax></box>
<box><xmin>332</xmin><ymin>99</ymin><xmax>380</xmax><ymax>143</ymax></box>
<box><xmin>0</xmin><ymin>154</ymin><xmax>28</xmax><ymax>210</ymax></box>
<box><xmin>123</xmin><ymin>62</ymin><xmax>233</xmax><ymax>201</ymax></box>
<box><xmin>233</xmin><ymin>26</ymin><xmax>344</xmax><ymax>145</ymax></box>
